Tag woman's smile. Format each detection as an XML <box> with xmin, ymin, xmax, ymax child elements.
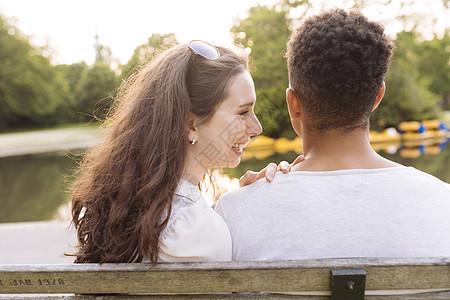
<box><xmin>231</xmin><ymin>141</ymin><xmax>249</xmax><ymax>155</ymax></box>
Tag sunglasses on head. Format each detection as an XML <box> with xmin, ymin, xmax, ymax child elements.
<box><xmin>188</xmin><ymin>40</ymin><xmax>220</xmax><ymax>60</ymax></box>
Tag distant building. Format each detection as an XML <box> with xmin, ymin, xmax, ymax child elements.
<box><xmin>93</xmin><ymin>33</ymin><xmax>101</xmax><ymax>63</ymax></box>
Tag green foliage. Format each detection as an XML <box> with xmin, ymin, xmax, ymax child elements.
<box><xmin>372</xmin><ymin>63</ymin><xmax>440</xmax><ymax>129</ymax></box>
<box><xmin>53</xmin><ymin>62</ymin><xmax>89</xmax><ymax>122</ymax></box>
<box><xmin>1</xmin><ymin>4</ymin><xmax>447</xmax><ymax>133</ymax></box>
<box><xmin>56</xmin><ymin>62</ymin><xmax>88</xmax><ymax>93</ymax></box>
<box><xmin>414</xmin><ymin>32</ymin><xmax>450</xmax><ymax>108</ymax></box>
<box><xmin>231</xmin><ymin>5</ymin><xmax>294</xmax><ymax>138</ymax></box>
<box><xmin>121</xmin><ymin>33</ymin><xmax>178</xmax><ymax>79</ymax></box>
<box><xmin>0</xmin><ymin>14</ymin><xmax>122</xmax><ymax>130</ymax></box>
<box><xmin>75</xmin><ymin>63</ymin><xmax>119</xmax><ymax>122</ymax></box>
<box><xmin>0</xmin><ymin>14</ymin><xmax>70</xmax><ymax>129</ymax></box>
<box><xmin>232</xmin><ymin>3</ymin><xmax>447</xmax><ymax>134</ymax></box>
<box><xmin>371</xmin><ymin>31</ymin><xmax>442</xmax><ymax>130</ymax></box>
<box><xmin>0</xmin><ymin>11</ymin><xmax>177</xmax><ymax>130</ymax></box>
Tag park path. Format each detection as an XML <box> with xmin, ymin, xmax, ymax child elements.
<box><xmin>0</xmin><ymin>220</ymin><xmax>76</xmax><ymax>264</ymax></box>
<box><xmin>0</xmin><ymin>125</ymin><xmax>99</xmax><ymax>158</ymax></box>
<box><xmin>0</xmin><ymin>125</ymin><xmax>99</xmax><ymax>263</ymax></box>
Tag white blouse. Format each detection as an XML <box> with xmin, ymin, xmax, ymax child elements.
<box><xmin>157</xmin><ymin>179</ymin><xmax>232</xmax><ymax>262</ymax></box>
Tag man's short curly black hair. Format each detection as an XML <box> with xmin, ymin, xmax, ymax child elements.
<box><xmin>286</xmin><ymin>9</ymin><xmax>393</xmax><ymax>131</ymax></box>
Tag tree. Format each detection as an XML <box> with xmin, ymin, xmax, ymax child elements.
<box><xmin>414</xmin><ymin>32</ymin><xmax>450</xmax><ymax>109</ymax></box>
<box><xmin>233</xmin><ymin>1</ymin><xmax>448</xmax><ymax>135</ymax></box>
<box><xmin>0</xmin><ymin>14</ymin><xmax>70</xmax><ymax>130</ymax></box>
<box><xmin>371</xmin><ymin>31</ymin><xmax>441</xmax><ymax>129</ymax></box>
<box><xmin>75</xmin><ymin>63</ymin><xmax>119</xmax><ymax>122</ymax></box>
<box><xmin>121</xmin><ymin>33</ymin><xmax>178</xmax><ymax>79</ymax></box>
<box><xmin>231</xmin><ymin>5</ymin><xmax>294</xmax><ymax>138</ymax></box>
<box><xmin>53</xmin><ymin>62</ymin><xmax>89</xmax><ymax>123</ymax></box>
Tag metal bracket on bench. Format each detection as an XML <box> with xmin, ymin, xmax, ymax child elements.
<box><xmin>330</xmin><ymin>268</ymin><xmax>366</xmax><ymax>300</ymax></box>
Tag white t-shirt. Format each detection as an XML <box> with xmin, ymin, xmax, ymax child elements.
<box><xmin>215</xmin><ymin>167</ymin><xmax>450</xmax><ymax>261</ymax></box>
<box><xmin>158</xmin><ymin>179</ymin><xmax>232</xmax><ymax>262</ymax></box>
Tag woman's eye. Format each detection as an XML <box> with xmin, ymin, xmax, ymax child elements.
<box><xmin>239</xmin><ymin>110</ymin><xmax>249</xmax><ymax>116</ymax></box>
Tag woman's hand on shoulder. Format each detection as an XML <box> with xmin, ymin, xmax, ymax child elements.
<box><xmin>239</xmin><ymin>155</ymin><xmax>305</xmax><ymax>187</ymax></box>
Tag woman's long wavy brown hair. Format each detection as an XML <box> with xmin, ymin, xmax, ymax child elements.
<box><xmin>70</xmin><ymin>44</ymin><xmax>248</xmax><ymax>264</ymax></box>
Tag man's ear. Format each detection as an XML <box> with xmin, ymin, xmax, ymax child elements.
<box><xmin>286</xmin><ymin>88</ymin><xmax>302</xmax><ymax>120</ymax></box>
<box><xmin>372</xmin><ymin>81</ymin><xmax>386</xmax><ymax>112</ymax></box>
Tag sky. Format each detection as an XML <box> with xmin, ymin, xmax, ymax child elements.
<box><xmin>0</xmin><ymin>0</ymin><xmax>448</xmax><ymax>66</ymax></box>
<box><xmin>0</xmin><ymin>0</ymin><xmax>276</xmax><ymax>65</ymax></box>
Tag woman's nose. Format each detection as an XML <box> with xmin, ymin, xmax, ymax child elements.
<box><xmin>247</xmin><ymin>114</ymin><xmax>263</xmax><ymax>136</ymax></box>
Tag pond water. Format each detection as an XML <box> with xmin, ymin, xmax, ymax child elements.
<box><xmin>0</xmin><ymin>151</ymin><xmax>81</xmax><ymax>223</ymax></box>
<box><xmin>0</xmin><ymin>139</ymin><xmax>448</xmax><ymax>223</ymax></box>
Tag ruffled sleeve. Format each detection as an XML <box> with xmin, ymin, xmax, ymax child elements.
<box><xmin>158</xmin><ymin>203</ymin><xmax>232</xmax><ymax>262</ymax></box>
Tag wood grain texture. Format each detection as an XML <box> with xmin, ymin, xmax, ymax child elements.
<box><xmin>1</xmin><ymin>294</ymin><xmax>450</xmax><ymax>299</ymax></box>
<box><xmin>0</xmin><ymin>257</ymin><xmax>449</xmax><ymax>298</ymax></box>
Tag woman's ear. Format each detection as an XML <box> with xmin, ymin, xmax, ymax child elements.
<box><xmin>286</xmin><ymin>88</ymin><xmax>302</xmax><ymax>120</ymax></box>
<box><xmin>186</xmin><ymin>114</ymin><xmax>198</xmax><ymax>143</ymax></box>
<box><xmin>372</xmin><ymin>81</ymin><xmax>386</xmax><ymax>112</ymax></box>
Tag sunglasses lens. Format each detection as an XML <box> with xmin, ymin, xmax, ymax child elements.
<box><xmin>188</xmin><ymin>40</ymin><xmax>220</xmax><ymax>60</ymax></box>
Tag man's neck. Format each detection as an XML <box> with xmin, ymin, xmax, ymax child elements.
<box><xmin>292</xmin><ymin>128</ymin><xmax>401</xmax><ymax>172</ymax></box>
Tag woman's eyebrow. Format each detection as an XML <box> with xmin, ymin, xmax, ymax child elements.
<box><xmin>238</xmin><ymin>101</ymin><xmax>255</xmax><ymax>108</ymax></box>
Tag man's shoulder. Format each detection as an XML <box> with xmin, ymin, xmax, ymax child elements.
<box><xmin>215</xmin><ymin>167</ymin><xmax>449</xmax><ymax>218</ymax></box>
<box><xmin>218</xmin><ymin>177</ymin><xmax>268</xmax><ymax>206</ymax></box>
<box><xmin>397</xmin><ymin>167</ymin><xmax>449</xmax><ymax>188</ymax></box>
<box><xmin>215</xmin><ymin>173</ymin><xmax>304</xmax><ymax>219</ymax></box>
<box><xmin>219</xmin><ymin>172</ymin><xmax>302</xmax><ymax>200</ymax></box>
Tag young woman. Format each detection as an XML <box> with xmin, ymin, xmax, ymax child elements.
<box><xmin>70</xmin><ymin>41</ymin><xmax>272</xmax><ymax>264</ymax></box>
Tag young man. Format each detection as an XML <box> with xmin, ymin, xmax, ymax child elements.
<box><xmin>215</xmin><ymin>9</ymin><xmax>450</xmax><ymax>261</ymax></box>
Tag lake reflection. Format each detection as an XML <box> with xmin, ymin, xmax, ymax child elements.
<box><xmin>0</xmin><ymin>139</ymin><xmax>448</xmax><ymax>223</ymax></box>
<box><xmin>0</xmin><ymin>152</ymin><xmax>78</xmax><ymax>223</ymax></box>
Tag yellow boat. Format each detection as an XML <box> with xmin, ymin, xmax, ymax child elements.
<box><xmin>399</xmin><ymin>147</ymin><xmax>424</xmax><ymax>158</ymax></box>
<box><xmin>398</xmin><ymin>121</ymin><xmax>424</xmax><ymax>133</ymax></box>
<box><xmin>274</xmin><ymin>137</ymin><xmax>302</xmax><ymax>154</ymax></box>
<box><xmin>369</xmin><ymin>127</ymin><xmax>401</xmax><ymax>143</ymax></box>
<box><xmin>246</xmin><ymin>135</ymin><xmax>275</xmax><ymax>150</ymax></box>
<box><xmin>243</xmin><ymin>119</ymin><xmax>448</xmax><ymax>160</ymax></box>
<box><xmin>370</xmin><ymin>142</ymin><xmax>401</xmax><ymax>154</ymax></box>
<box><xmin>242</xmin><ymin>149</ymin><xmax>276</xmax><ymax>160</ymax></box>
<box><xmin>422</xmin><ymin>119</ymin><xmax>449</xmax><ymax>138</ymax></box>
<box><xmin>399</xmin><ymin>120</ymin><xmax>448</xmax><ymax>141</ymax></box>
<box><xmin>401</xmin><ymin>131</ymin><xmax>435</xmax><ymax>142</ymax></box>
<box><xmin>425</xmin><ymin>144</ymin><xmax>444</xmax><ymax>155</ymax></box>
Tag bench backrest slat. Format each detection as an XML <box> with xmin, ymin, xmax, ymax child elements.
<box><xmin>0</xmin><ymin>257</ymin><xmax>449</xmax><ymax>295</ymax></box>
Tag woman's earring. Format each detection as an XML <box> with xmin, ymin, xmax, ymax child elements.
<box><xmin>190</xmin><ymin>139</ymin><xmax>197</xmax><ymax>145</ymax></box>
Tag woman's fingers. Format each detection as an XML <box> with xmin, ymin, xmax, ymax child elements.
<box><xmin>278</xmin><ymin>161</ymin><xmax>290</xmax><ymax>174</ymax></box>
<box><xmin>290</xmin><ymin>155</ymin><xmax>305</xmax><ymax>167</ymax></box>
<box><xmin>239</xmin><ymin>170</ymin><xmax>259</xmax><ymax>187</ymax></box>
<box><xmin>239</xmin><ymin>156</ymin><xmax>305</xmax><ymax>187</ymax></box>
<box><xmin>239</xmin><ymin>163</ymin><xmax>277</xmax><ymax>187</ymax></box>
<box><xmin>263</xmin><ymin>163</ymin><xmax>278</xmax><ymax>182</ymax></box>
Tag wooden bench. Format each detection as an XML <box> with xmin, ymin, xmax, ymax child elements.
<box><xmin>1</xmin><ymin>257</ymin><xmax>449</xmax><ymax>299</ymax></box>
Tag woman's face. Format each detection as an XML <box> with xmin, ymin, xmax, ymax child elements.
<box><xmin>189</xmin><ymin>71</ymin><xmax>262</xmax><ymax>173</ymax></box>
